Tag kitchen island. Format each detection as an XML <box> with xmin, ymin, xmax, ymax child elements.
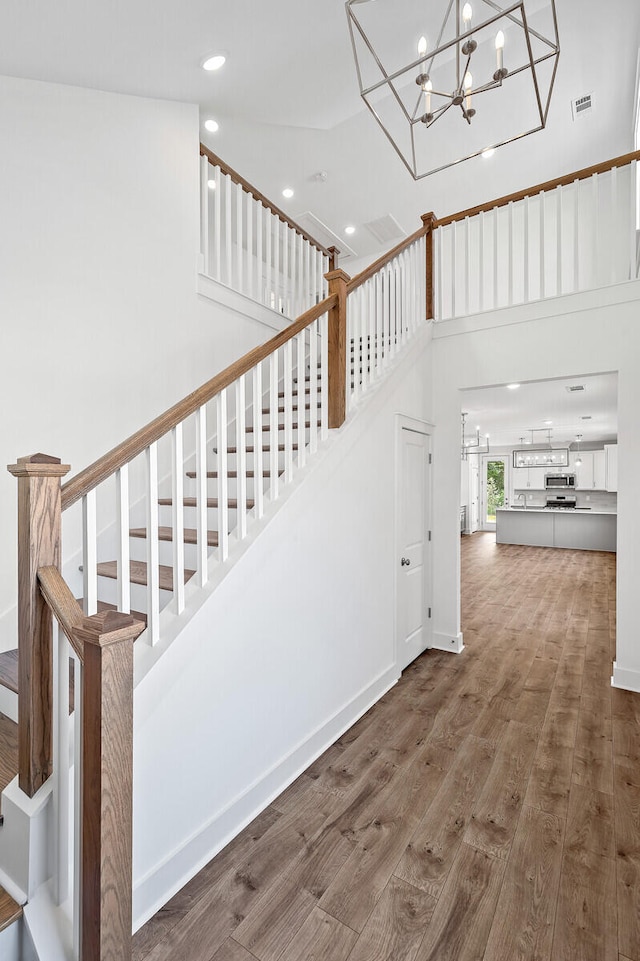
<box><xmin>496</xmin><ymin>508</ymin><xmax>616</xmax><ymax>552</ymax></box>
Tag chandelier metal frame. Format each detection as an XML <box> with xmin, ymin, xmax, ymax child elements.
<box><xmin>345</xmin><ymin>0</ymin><xmax>560</xmax><ymax>180</ymax></box>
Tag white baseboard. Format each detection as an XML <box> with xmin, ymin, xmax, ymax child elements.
<box><xmin>611</xmin><ymin>661</ymin><xmax>640</xmax><ymax>693</ymax></box>
<box><xmin>132</xmin><ymin>664</ymin><xmax>399</xmax><ymax>931</ymax></box>
<box><xmin>431</xmin><ymin>632</ymin><xmax>465</xmax><ymax>654</ymax></box>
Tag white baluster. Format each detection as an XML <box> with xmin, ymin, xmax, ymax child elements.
<box><xmin>196</xmin><ymin>406</ymin><xmax>208</xmax><ymax>586</ymax></box>
<box><xmin>297</xmin><ymin>233</ymin><xmax>304</xmax><ymax>316</ymax></box>
<box><xmin>217</xmin><ymin>390</ymin><xmax>229</xmax><ymax>561</ymax></box>
<box><xmin>376</xmin><ymin>273</ymin><xmax>384</xmax><ymax>372</ymax></box>
<box><xmin>265</xmin><ymin>212</ymin><xmax>273</xmax><ymax>308</ymax></box>
<box><xmin>436</xmin><ymin>227</ymin><xmax>443</xmax><ymax>320</ymax></box>
<box><xmin>214</xmin><ymin>165</ymin><xmax>221</xmax><ymax>281</ymax></box>
<box><xmin>146</xmin><ymin>442</ymin><xmax>160</xmax><ymax>644</ymax></box>
<box><xmin>523</xmin><ymin>197</ymin><xmax>529</xmax><ymax>304</ymax></box>
<box><xmin>311</xmin><ymin>246</ymin><xmax>318</xmax><ymax>306</ymax></box>
<box><xmin>368</xmin><ymin>279</ymin><xmax>376</xmax><ymax>378</ymax></box>
<box><xmin>225</xmin><ymin>173</ymin><xmax>232</xmax><ymax>288</ymax></box>
<box><xmin>282</xmin><ymin>224</ymin><xmax>290</xmax><ymax>316</ymax></box>
<box><xmin>630</xmin><ymin>160</ymin><xmax>638</xmax><ymax>279</ymax></box>
<box><xmin>247</xmin><ymin>192</ymin><xmax>254</xmax><ymax>301</ymax></box>
<box><xmin>72</xmin><ymin>652</ymin><xmax>82</xmax><ymax>961</ymax></box>
<box><xmin>493</xmin><ymin>208</ymin><xmax>499</xmax><ymax>309</ymax></box>
<box><xmin>256</xmin><ymin>203</ymin><xmax>263</xmax><ymax>304</ymax></box>
<box><xmin>476</xmin><ymin>212</ymin><xmax>483</xmax><ymax>313</ymax></box>
<box><xmin>53</xmin><ymin>623</ymin><xmax>70</xmax><ymax>905</ymax></box>
<box><xmin>390</xmin><ymin>263</ymin><xmax>398</xmax><ymax>357</ymax></box>
<box><xmin>309</xmin><ymin>319</ymin><xmax>319</xmax><ymax>454</ymax></box>
<box><xmin>200</xmin><ymin>154</ymin><xmax>209</xmax><ymax>275</ymax></box>
<box><xmin>451</xmin><ymin>221</ymin><xmax>457</xmax><ymax>318</ymax></box>
<box><xmin>269</xmin><ymin>352</ymin><xmax>279</xmax><ymax>500</ymax></box>
<box><xmin>382</xmin><ymin>268</ymin><xmax>390</xmax><ymax>367</ymax></box>
<box><xmin>539</xmin><ymin>192</ymin><xmax>546</xmax><ymax>299</ymax></box>
<box><xmin>507</xmin><ymin>201</ymin><xmax>514</xmax><ymax>306</ymax></box>
<box><xmin>172</xmin><ymin>425</ymin><xmax>185</xmax><ymax>615</ymax></box>
<box><xmin>401</xmin><ymin>251</ymin><xmax>408</xmax><ymax>345</ymax></box>
<box><xmin>82</xmin><ymin>490</ymin><xmax>97</xmax><ymax>616</ymax></box>
<box><xmin>253</xmin><ymin>362</ymin><xmax>264</xmax><ymax>518</ymax></box>
<box><xmin>556</xmin><ymin>184</ymin><xmax>563</xmax><ymax>296</ymax></box>
<box><xmin>351</xmin><ymin>291</ymin><xmax>360</xmax><ymax>406</ymax></box>
<box><xmin>574</xmin><ymin>178</ymin><xmax>580</xmax><ymax>291</ymax></box>
<box><xmin>610</xmin><ymin>164</ymin><xmax>618</xmax><ymax>284</ymax></box>
<box><xmin>116</xmin><ymin>465</ymin><xmax>130</xmax><ymax>614</ymax></box>
<box><xmin>236</xmin><ymin>182</ymin><xmax>244</xmax><ymax>294</ymax></box>
<box><xmin>236</xmin><ymin>376</ymin><xmax>247</xmax><ymax>540</ymax></box>
<box><xmin>463</xmin><ymin>216</ymin><xmax>470</xmax><ymax>316</ymax></box>
<box><xmin>284</xmin><ymin>339</ymin><xmax>294</xmax><ymax>482</ymax></box>
<box><xmin>592</xmin><ymin>172</ymin><xmax>599</xmax><ymax>289</ymax></box>
<box><xmin>320</xmin><ymin>313</ymin><xmax>329</xmax><ymax>441</ymax></box>
<box><xmin>274</xmin><ymin>217</ymin><xmax>281</xmax><ymax>313</ymax></box>
<box><xmin>290</xmin><ymin>228</ymin><xmax>297</xmax><ymax>316</ymax></box>
<box><xmin>296</xmin><ymin>332</ymin><xmax>307</xmax><ymax>468</ymax></box>
<box><xmin>305</xmin><ymin>239</ymin><xmax>312</xmax><ymax>311</ymax></box>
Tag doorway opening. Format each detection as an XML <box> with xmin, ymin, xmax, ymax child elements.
<box><xmin>480</xmin><ymin>455</ymin><xmax>508</xmax><ymax>531</ymax></box>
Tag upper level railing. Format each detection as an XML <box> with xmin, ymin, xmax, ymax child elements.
<box><xmin>433</xmin><ymin>151</ymin><xmax>640</xmax><ymax>321</ymax></box>
<box><xmin>199</xmin><ymin>145</ymin><xmax>337</xmax><ymax>317</ymax></box>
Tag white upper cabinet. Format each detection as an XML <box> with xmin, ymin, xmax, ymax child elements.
<box><xmin>570</xmin><ymin>450</ymin><xmax>607</xmax><ymax>490</ymax></box>
<box><xmin>605</xmin><ymin>444</ymin><xmax>618</xmax><ymax>492</ymax></box>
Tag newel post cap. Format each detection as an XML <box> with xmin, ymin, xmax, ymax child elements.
<box><xmin>7</xmin><ymin>453</ymin><xmax>71</xmax><ymax>478</ymax></box>
<box><xmin>421</xmin><ymin>211</ymin><xmax>438</xmax><ymax>228</ymax></box>
<box><xmin>76</xmin><ymin>610</ymin><xmax>145</xmax><ymax>648</ymax></box>
<box><xmin>324</xmin><ymin>268</ymin><xmax>351</xmax><ymax>285</ymax></box>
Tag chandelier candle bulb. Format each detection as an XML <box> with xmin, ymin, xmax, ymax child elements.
<box><xmin>462</xmin><ymin>3</ymin><xmax>472</xmax><ymax>30</ymax></box>
<box><xmin>496</xmin><ymin>31</ymin><xmax>505</xmax><ymax>69</ymax></box>
<box><xmin>464</xmin><ymin>71</ymin><xmax>473</xmax><ymax>110</ymax></box>
<box><xmin>424</xmin><ymin>78</ymin><xmax>433</xmax><ymax>115</ymax></box>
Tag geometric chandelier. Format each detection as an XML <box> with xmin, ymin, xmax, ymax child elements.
<box><xmin>345</xmin><ymin>0</ymin><xmax>560</xmax><ymax>179</ymax></box>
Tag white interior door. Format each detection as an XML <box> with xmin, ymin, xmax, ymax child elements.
<box><xmin>396</xmin><ymin>421</ymin><xmax>432</xmax><ymax>671</ymax></box>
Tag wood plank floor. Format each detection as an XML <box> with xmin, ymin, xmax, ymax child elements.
<box><xmin>134</xmin><ymin>533</ymin><xmax>640</xmax><ymax>961</ymax></box>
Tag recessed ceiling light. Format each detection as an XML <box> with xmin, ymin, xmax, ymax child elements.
<box><xmin>207</xmin><ymin>179</ymin><xmax>216</xmax><ymax>190</ymax></box>
<box><xmin>345</xmin><ymin>226</ymin><xmax>356</xmax><ymax>235</ymax></box>
<box><xmin>202</xmin><ymin>54</ymin><xmax>226</xmax><ymax>71</ymax></box>
<box><xmin>506</xmin><ymin>383</ymin><xmax>520</xmax><ymax>390</ymax></box>
<box><xmin>282</xmin><ymin>188</ymin><xmax>294</xmax><ymax>199</ymax></box>
<box><xmin>481</xmin><ymin>148</ymin><xmax>495</xmax><ymax>159</ymax></box>
<box><xmin>543</xmin><ymin>419</ymin><xmax>553</xmax><ymax>425</ymax></box>
<box><xmin>204</xmin><ymin>119</ymin><xmax>219</xmax><ymax>133</ymax></box>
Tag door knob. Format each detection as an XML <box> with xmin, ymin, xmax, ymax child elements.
<box><xmin>401</xmin><ymin>557</ymin><xmax>411</xmax><ymax>567</ymax></box>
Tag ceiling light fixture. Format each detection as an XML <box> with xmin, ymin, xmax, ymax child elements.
<box><xmin>204</xmin><ymin>119</ymin><xmax>219</xmax><ymax>133</ymax></box>
<box><xmin>202</xmin><ymin>54</ymin><xmax>226</xmax><ymax>71</ymax></box>
<box><xmin>282</xmin><ymin>188</ymin><xmax>294</xmax><ymax>199</ymax></box>
<box><xmin>574</xmin><ymin>433</ymin><xmax>583</xmax><ymax>467</ymax></box>
<box><xmin>461</xmin><ymin>411</ymin><xmax>489</xmax><ymax>460</ymax></box>
<box><xmin>345</xmin><ymin>0</ymin><xmax>560</xmax><ymax>179</ymax></box>
<box><xmin>207</xmin><ymin>179</ymin><xmax>216</xmax><ymax>190</ymax></box>
<box><xmin>481</xmin><ymin>148</ymin><xmax>495</xmax><ymax>158</ymax></box>
<box><xmin>506</xmin><ymin>383</ymin><xmax>520</xmax><ymax>390</ymax></box>
<box><xmin>345</xmin><ymin>225</ymin><xmax>356</xmax><ymax>235</ymax></box>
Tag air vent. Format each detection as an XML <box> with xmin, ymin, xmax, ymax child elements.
<box><xmin>581</xmin><ymin>415</ymin><xmax>592</xmax><ymax>420</ymax></box>
<box><xmin>571</xmin><ymin>93</ymin><xmax>593</xmax><ymax>121</ymax></box>
<box><xmin>363</xmin><ymin>214</ymin><xmax>405</xmax><ymax>245</ymax></box>
<box><xmin>566</xmin><ymin>384</ymin><xmax>586</xmax><ymax>393</ymax></box>
<box><xmin>295</xmin><ymin>211</ymin><xmax>356</xmax><ymax>260</ymax></box>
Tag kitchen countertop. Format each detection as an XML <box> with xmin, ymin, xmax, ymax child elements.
<box><xmin>497</xmin><ymin>507</ymin><xmax>617</xmax><ymax>516</ymax></box>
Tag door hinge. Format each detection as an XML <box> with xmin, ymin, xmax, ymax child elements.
<box><xmin>429</xmin><ymin>453</ymin><xmax>432</xmax><ymax>465</ymax></box>
<box><xmin>428</xmin><ymin>607</ymin><xmax>432</xmax><ymax>618</ymax></box>
<box><xmin>428</xmin><ymin>530</ymin><xmax>432</xmax><ymax>541</ymax></box>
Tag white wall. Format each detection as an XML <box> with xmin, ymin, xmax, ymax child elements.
<box><xmin>130</xmin><ymin>326</ymin><xmax>433</xmax><ymax>928</ymax></box>
<box><xmin>431</xmin><ymin>279</ymin><xmax>640</xmax><ymax>691</ymax></box>
<box><xmin>0</xmin><ymin>76</ymin><xmax>287</xmax><ymax>652</ymax></box>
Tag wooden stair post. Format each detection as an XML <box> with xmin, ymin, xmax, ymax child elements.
<box><xmin>75</xmin><ymin>610</ymin><xmax>139</xmax><ymax>961</ymax></box>
<box><xmin>7</xmin><ymin>453</ymin><xmax>70</xmax><ymax>797</ymax></box>
<box><xmin>325</xmin><ymin>268</ymin><xmax>351</xmax><ymax>430</ymax></box>
<box><xmin>327</xmin><ymin>245</ymin><xmax>340</xmax><ymax>273</ymax></box>
<box><xmin>421</xmin><ymin>212</ymin><xmax>437</xmax><ymax>321</ymax></box>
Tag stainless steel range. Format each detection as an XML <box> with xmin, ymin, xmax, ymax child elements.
<box><xmin>545</xmin><ymin>495</ymin><xmax>577</xmax><ymax>511</ymax></box>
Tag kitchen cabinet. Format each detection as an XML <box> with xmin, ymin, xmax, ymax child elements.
<box><xmin>512</xmin><ymin>467</ymin><xmax>546</xmax><ymax>490</ymax></box>
<box><xmin>570</xmin><ymin>450</ymin><xmax>606</xmax><ymax>490</ymax></box>
<box><xmin>605</xmin><ymin>444</ymin><xmax>618</xmax><ymax>492</ymax></box>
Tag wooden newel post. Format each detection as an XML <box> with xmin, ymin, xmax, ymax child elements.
<box><xmin>421</xmin><ymin>212</ymin><xmax>437</xmax><ymax>320</ymax></box>
<box><xmin>7</xmin><ymin>453</ymin><xmax>71</xmax><ymax>797</ymax></box>
<box><xmin>324</xmin><ymin>268</ymin><xmax>351</xmax><ymax>430</ymax></box>
<box><xmin>76</xmin><ymin>610</ymin><xmax>141</xmax><ymax>961</ymax></box>
<box><xmin>327</xmin><ymin>245</ymin><xmax>340</xmax><ymax>273</ymax></box>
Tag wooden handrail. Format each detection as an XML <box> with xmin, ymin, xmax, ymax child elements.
<box><xmin>37</xmin><ymin>566</ymin><xmax>85</xmax><ymax>660</ymax></box>
<box><xmin>200</xmin><ymin>144</ymin><xmax>334</xmax><ymax>259</ymax></box>
<box><xmin>347</xmin><ymin>223</ymin><xmax>430</xmax><ymax>294</ymax></box>
<box><xmin>61</xmin><ymin>294</ymin><xmax>337</xmax><ymax>511</ymax></box>
<box><xmin>435</xmin><ymin>150</ymin><xmax>640</xmax><ymax>228</ymax></box>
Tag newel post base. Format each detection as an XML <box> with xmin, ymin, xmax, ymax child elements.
<box><xmin>76</xmin><ymin>610</ymin><xmax>139</xmax><ymax>961</ymax></box>
<box><xmin>7</xmin><ymin>454</ymin><xmax>71</xmax><ymax>798</ymax></box>
<box><xmin>324</xmin><ymin>268</ymin><xmax>351</xmax><ymax>430</ymax></box>
<box><xmin>421</xmin><ymin>212</ymin><xmax>437</xmax><ymax>321</ymax></box>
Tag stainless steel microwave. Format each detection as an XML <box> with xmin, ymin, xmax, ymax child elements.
<box><xmin>545</xmin><ymin>473</ymin><xmax>576</xmax><ymax>489</ymax></box>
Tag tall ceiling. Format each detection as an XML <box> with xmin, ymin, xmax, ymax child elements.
<box><xmin>2</xmin><ymin>1</ymin><xmax>639</xmax><ymax>262</ymax></box>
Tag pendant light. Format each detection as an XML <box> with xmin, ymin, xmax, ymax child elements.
<box><xmin>574</xmin><ymin>433</ymin><xmax>583</xmax><ymax>467</ymax></box>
